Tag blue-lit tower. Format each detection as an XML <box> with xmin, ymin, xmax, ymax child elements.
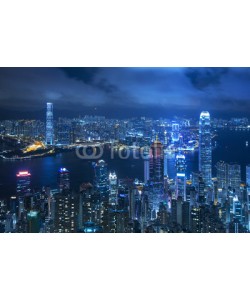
<box><xmin>46</xmin><ymin>102</ymin><xmax>54</xmax><ymax>145</ymax></box>
<box><xmin>175</xmin><ymin>153</ymin><xmax>187</xmax><ymax>201</ymax></box>
<box><xmin>94</xmin><ymin>160</ymin><xmax>109</xmax><ymax>196</ymax></box>
<box><xmin>246</xmin><ymin>165</ymin><xmax>250</xmax><ymax>228</ymax></box>
<box><xmin>199</xmin><ymin>111</ymin><xmax>212</xmax><ymax>187</ymax></box>
<box><xmin>143</xmin><ymin>146</ymin><xmax>150</xmax><ymax>183</ymax></box>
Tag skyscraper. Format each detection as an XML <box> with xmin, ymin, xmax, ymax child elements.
<box><xmin>16</xmin><ymin>171</ymin><xmax>31</xmax><ymax>197</ymax></box>
<box><xmin>143</xmin><ymin>146</ymin><xmax>150</xmax><ymax>183</ymax></box>
<box><xmin>94</xmin><ymin>160</ymin><xmax>109</xmax><ymax>196</ymax></box>
<box><xmin>227</xmin><ymin>163</ymin><xmax>241</xmax><ymax>195</ymax></box>
<box><xmin>216</xmin><ymin>160</ymin><xmax>228</xmax><ymax>189</ymax></box>
<box><xmin>58</xmin><ymin>168</ymin><xmax>70</xmax><ymax>192</ymax></box>
<box><xmin>149</xmin><ymin>136</ymin><xmax>164</xmax><ymax>185</ymax></box>
<box><xmin>54</xmin><ymin>191</ymin><xmax>78</xmax><ymax>233</ymax></box>
<box><xmin>56</xmin><ymin>118</ymin><xmax>71</xmax><ymax>145</ymax></box>
<box><xmin>175</xmin><ymin>153</ymin><xmax>187</xmax><ymax>201</ymax></box>
<box><xmin>46</xmin><ymin>102</ymin><xmax>54</xmax><ymax>145</ymax></box>
<box><xmin>109</xmin><ymin>172</ymin><xmax>118</xmax><ymax>206</ymax></box>
<box><xmin>93</xmin><ymin>160</ymin><xmax>109</xmax><ymax>232</ymax></box>
<box><xmin>199</xmin><ymin>111</ymin><xmax>212</xmax><ymax>187</ymax></box>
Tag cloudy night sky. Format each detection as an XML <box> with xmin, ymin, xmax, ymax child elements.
<box><xmin>0</xmin><ymin>67</ymin><xmax>250</xmax><ymax>119</ymax></box>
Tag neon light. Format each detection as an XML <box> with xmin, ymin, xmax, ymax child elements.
<box><xmin>177</xmin><ymin>173</ymin><xmax>185</xmax><ymax>177</ymax></box>
<box><xmin>16</xmin><ymin>171</ymin><xmax>31</xmax><ymax>177</ymax></box>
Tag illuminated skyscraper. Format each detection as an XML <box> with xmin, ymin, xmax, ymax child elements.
<box><xmin>149</xmin><ymin>136</ymin><xmax>164</xmax><ymax>185</ymax></box>
<box><xmin>16</xmin><ymin>171</ymin><xmax>31</xmax><ymax>220</ymax></box>
<box><xmin>56</xmin><ymin>118</ymin><xmax>71</xmax><ymax>145</ymax></box>
<box><xmin>54</xmin><ymin>191</ymin><xmax>78</xmax><ymax>233</ymax></box>
<box><xmin>227</xmin><ymin>163</ymin><xmax>241</xmax><ymax>195</ymax></box>
<box><xmin>164</xmin><ymin>149</ymin><xmax>168</xmax><ymax>177</ymax></box>
<box><xmin>58</xmin><ymin>168</ymin><xmax>70</xmax><ymax>192</ymax></box>
<box><xmin>143</xmin><ymin>146</ymin><xmax>150</xmax><ymax>183</ymax></box>
<box><xmin>46</xmin><ymin>102</ymin><xmax>54</xmax><ymax>145</ymax></box>
<box><xmin>27</xmin><ymin>211</ymin><xmax>40</xmax><ymax>233</ymax></box>
<box><xmin>246</xmin><ymin>165</ymin><xmax>250</xmax><ymax>222</ymax></box>
<box><xmin>216</xmin><ymin>160</ymin><xmax>228</xmax><ymax>189</ymax></box>
<box><xmin>148</xmin><ymin>136</ymin><xmax>164</xmax><ymax>214</ymax></box>
<box><xmin>109</xmin><ymin>172</ymin><xmax>117</xmax><ymax>206</ymax></box>
<box><xmin>93</xmin><ymin>160</ymin><xmax>110</xmax><ymax>232</ymax></box>
<box><xmin>16</xmin><ymin>171</ymin><xmax>31</xmax><ymax>197</ymax></box>
<box><xmin>94</xmin><ymin>160</ymin><xmax>109</xmax><ymax>196</ymax></box>
<box><xmin>175</xmin><ymin>153</ymin><xmax>186</xmax><ymax>201</ymax></box>
<box><xmin>199</xmin><ymin>111</ymin><xmax>212</xmax><ymax>187</ymax></box>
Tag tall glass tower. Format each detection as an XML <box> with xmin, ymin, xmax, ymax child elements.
<box><xmin>149</xmin><ymin>136</ymin><xmax>164</xmax><ymax>186</ymax></box>
<box><xmin>246</xmin><ymin>165</ymin><xmax>250</xmax><ymax>213</ymax></box>
<box><xmin>16</xmin><ymin>171</ymin><xmax>31</xmax><ymax>196</ymax></box>
<box><xmin>109</xmin><ymin>172</ymin><xmax>117</xmax><ymax>206</ymax></box>
<box><xmin>199</xmin><ymin>111</ymin><xmax>212</xmax><ymax>187</ymax></box>
<box><xmin>175</xmin><ymin>153</ymin><xmax>187</xmax><ymax>201</ymax></box>
<box><xmin>94</xmin><ymin>160</ymin><xmax>109</xmax><ymax>196</ymax></box>
<box><xmin>46</xmin><ymin>102</ymin><xmax>54</xmax><ymax>145</ymax></box>
<box><xmin>58</xmin><ymin>168</ymin><xmax>70</xmax><ymax>192</ymax></box>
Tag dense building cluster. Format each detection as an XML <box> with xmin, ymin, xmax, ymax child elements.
<box><xmin>0</xmin><ymin>105</ymin><xmax>250</xmax><ymax>233</ymax></box>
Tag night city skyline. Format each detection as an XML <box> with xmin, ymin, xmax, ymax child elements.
<box><xmin>0</xmin><ymin>68</ymin><xmax>250</xmax><ymax>233</ymax></box>
<box><xmin>2</xmin><ymin>2</ymin><xmax>249</xmax><ymax>299</ymax></box>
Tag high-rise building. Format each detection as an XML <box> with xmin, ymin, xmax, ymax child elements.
<box><xmin>27</xmin><ymin>211</ymin><xmax>40</xmax><ymax>233</ymax></box>
<box><xmin>148</xmin><ymin>136</ymin><xmax>164</xmax><ymax>213</ymax></box>
<box><xmin>216</xmin><ymin>160</ymin><xmax>228</xmax><ymax>189</ymax></box>
<box><xmin>199</xmin><ymin>111</ymin><xmax>212</xmax><ymax>187</ymax></box>
<box><xmin>149</xmin><ymin>136</ymin><xmax>164</xmax><ymax>185</ymax></box>
<box><xmin>109</xmin><ymin>172</ymin><xmax>117</xmax><ymax>206</ymax></box>
<box><xmin>16</xmin><ymin>171</ymin><xmax>31</xmax><ymax>197</ymax></box>
<box><xmin>232</xmin><ymin>196</ymin><xmax>242</xmax><ymax>223</ymax></box>
<box><xmin>46</xmin><ymin>102</ymin><xmax>54</xmax><ymax>145</ymax></box>
<box><xmin>94</xmin><ymin>160</ymin><xmax>109</xmax><ymax>196</ymax></box>
<box><xmin>216</xmin><ymin>161</ymin><xmax>241</xmax><ymax>197</ymax></box>
<box><xmin>54</xmin><ymin>191</ymin><xmax>79</xmax><ymax>233</ymax></box>
<box><xmin>175</xmin><ymin>153</ymin><xmax>186</xmax><ymax>201</ymax></box>
<box><xmin>227</xmin><ymin>163</ymin><xmax>241</xmax><ymax>195</ymax></box>
<box><xmin>164</xmin><ymin>149</ymin><xmax>168</xmax><ymax>177</ymax></box>
<box><xmin>93</xmin><ymin>160</ymin><xmax>109</xmax><ymax>232</ymax></box>
<box><xmin>246</xmin><ymin>165</ymin><xmax>250</xmax><ymax>214</ymax></box>
<box><xmin>58</xmin><ymin>168</ymin><xmax>70</xmax><ymax>192</ymax></box>
<box><xmin>56</xmin><ymin>118</ymin><xmax>71</xmax><ymax>145</ymax></box>
<box><xmin>143</xmin><ymin>146</ymin><xmax>150</xmax><ymax>183</ymax></box>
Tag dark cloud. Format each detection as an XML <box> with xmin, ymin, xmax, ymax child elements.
<box><xmin>60</xmin><ymin>67</ymin><xmax>100</xmax><ymax>84</ymax></box>
<box><xmin>185</xmin><ymin>67</ymin><xmax>229</xmax><ymax>90</ymax></box>
<box><xmin>0</xmin><ymin>67</ymin><xmax>250</xmax><ymax>119</ymax></box>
